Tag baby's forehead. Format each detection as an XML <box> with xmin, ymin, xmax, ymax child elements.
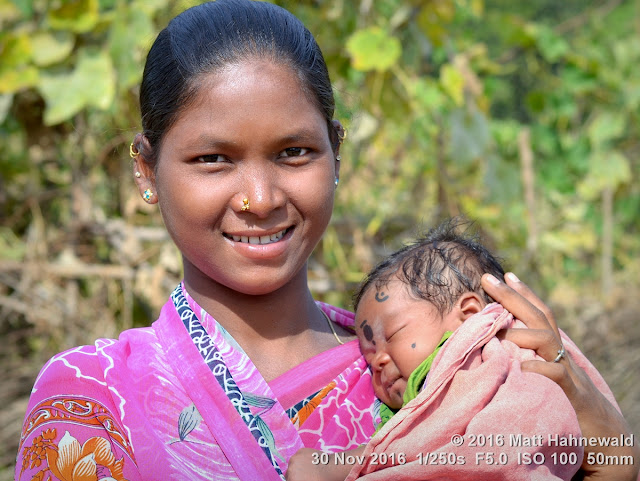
<box><xmin>357</xmin><ymin>279</ymin><xmax>411</xmax><ymax>310</ymax></box>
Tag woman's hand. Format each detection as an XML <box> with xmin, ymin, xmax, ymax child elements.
<box><xmin>482</xmin><ymin>272</ymin><xmax>639</xmax><ymax>480</ymax></box>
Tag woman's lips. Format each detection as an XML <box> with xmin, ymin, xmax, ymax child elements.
<box><xmin>224</xmin><ymin>227</ymin><xmax>294</xmax><ymax>260</ymax></box>
<box><xmin>224</xmin><ymin>227</ymin><xmax>289</xmax><ymax>245</ymax></box>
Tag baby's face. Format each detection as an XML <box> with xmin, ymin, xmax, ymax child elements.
<box><xmin>355</xmin><ymin>281</ymin><xmax>459</xmax><ymax>409</ymax></box>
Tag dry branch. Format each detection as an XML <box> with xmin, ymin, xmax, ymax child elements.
<box><xmin>0</xmin><ymin>261</ymin><xmax>135</xmax><ymax>280</ymax></box>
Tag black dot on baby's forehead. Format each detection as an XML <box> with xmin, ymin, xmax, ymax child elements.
<box><xmin>411</xmin><ymin>343</ymin><xmax>416</xmax><ymax>349</ymax></box>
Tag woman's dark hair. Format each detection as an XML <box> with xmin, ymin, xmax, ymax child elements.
<box><xmin>353</xmin><ymin>218</ymin><xmax>506</xmax><ymax>316</ymax></box>
<box><xmin>138</xmin><ymin>0</ymin><xmax>336</xmax><ymax>164</ymax></box>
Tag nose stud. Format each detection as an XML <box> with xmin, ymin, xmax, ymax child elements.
<box><xmin>241</xmin><ymin>197</ymin><xmax>250</xmax><ymax>212</ymax></box>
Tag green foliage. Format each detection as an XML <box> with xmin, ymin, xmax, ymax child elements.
<box><xmin>347</xmin><ymin>27</ymin><xmax>402</xmax><ymax>72</ymax></box>
<box><xmin>0</xmin><ymin>0</ymin><xmax>638</xmax><ymax>352</ymax></box>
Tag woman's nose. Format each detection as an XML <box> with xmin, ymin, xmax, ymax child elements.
<box><xmin>240</xmin><ymin>165</ymin><xmax>286</xmax><ymax>217</ymax></box>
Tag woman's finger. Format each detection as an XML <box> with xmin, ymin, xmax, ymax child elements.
<box><xmin>481</xmin><ymin>273</ymin><xmax>560</xmax><ymax>338</ymax></box>
<box><xmin>497</xmin><ymin>328</ymin><xmax>564</xmax><ymax>362</ymax></box>
<box><xmin>503</xmin><ymin>272</ymin><xmax>560</xmax><ymax>337</ymax></box>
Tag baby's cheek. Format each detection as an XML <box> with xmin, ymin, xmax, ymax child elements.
<box><xmin>371</xmin><ymin>375</ymin><xmax>386</xmax><ymax>401</ymax></box>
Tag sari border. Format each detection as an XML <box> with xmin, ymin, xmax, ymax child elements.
<box><xmin>155</xmin><ymin>287</ymin><xmax>285</xmax><ymax>481</ymax></box>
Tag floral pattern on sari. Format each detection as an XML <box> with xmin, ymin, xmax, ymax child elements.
<box><xmin>19</xmin><ymin>428</ymin><xmax>129</xmax><ymax>481</ymax></box>
<box><xmin>19</xmin><ymin>396</ymin><xmax>135</xmax><ymax>462</ymax></box>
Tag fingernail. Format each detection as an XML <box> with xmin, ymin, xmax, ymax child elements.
<box><xmin>506</xmin><ymin>272</ymin><xmax>520</xmax><ymax>283</ymax></box>
<box><xmin>486</xmin><ymin>274</ymin><xmax>500</xmax><ymax>285</ymax></box>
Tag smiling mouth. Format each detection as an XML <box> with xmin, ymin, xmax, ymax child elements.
<box><xmin>224</xmin><ymin>227</ymin><xmax>290</xmax><ymax>245</ymax></box>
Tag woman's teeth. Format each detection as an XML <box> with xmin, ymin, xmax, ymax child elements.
<box><xmin>231</xmin><ymin>229</ymin><xmax>286</xmax><ymax>245</ymax></box>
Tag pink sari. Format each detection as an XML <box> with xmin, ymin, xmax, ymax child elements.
<box><xmin>16</xmin><ymin>284</ymin><xmax>377</xmax><ymax>480</ymax></box>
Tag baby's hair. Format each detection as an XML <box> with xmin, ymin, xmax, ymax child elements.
<box><xmin>353</xmin><ymin>218</ymin><xmax>506</xmax><ymax>316</ymax></box>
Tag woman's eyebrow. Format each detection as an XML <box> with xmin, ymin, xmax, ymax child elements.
<box><xmin>277</xmin><ymin>129</ymin><xmax>323</xmax><ymax>144</ymax></box>
<box><xmin>191</xmin><ymin>135</ymin><xmax>238</xmax><ymax>150</ymax></box>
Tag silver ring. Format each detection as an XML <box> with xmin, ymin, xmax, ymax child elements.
<box><xmin>552</xmin><ymin>346</ymin><xmax>566</xmax><ymax>363</ymax></box>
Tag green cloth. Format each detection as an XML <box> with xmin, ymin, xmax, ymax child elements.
<box><xmin>375</xmin><ymin>331</ymin><xmax>452</xmax><ymax>433</ymax></box>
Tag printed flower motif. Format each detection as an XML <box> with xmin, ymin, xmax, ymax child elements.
<box><xmin>21</xmin><ymin>429</ymin><xmax>57</xmax><ymax>472</ymax></box>
<box><xmin>44</xmin><ymin>431</ymin><xmax>127</xmax><ymax>481</ymax></box>
<box><xmin>177</xmin><ymin>404</ymin><xmax>202</xmax><ymax>442</ymax></box>
<box><xmin>291</xmin><ymin>381</ymin><xmax>336</xmax><ymax>428</ymax></box>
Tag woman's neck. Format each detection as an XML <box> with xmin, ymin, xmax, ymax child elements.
<box><xmin>181</xmin><ymin>262</ymin><xmax>342</xmax><ymax>380</ymax></box>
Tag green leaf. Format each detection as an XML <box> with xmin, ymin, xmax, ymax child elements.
<box><xmin>31</xmin><ymin>31</ymin><xmax>75</xmax><ymax>67</ymax></box>
<box><xmin>38</xmin><ymin>72</ymin><xmax>85</xmax><ymax>124</ymax></box>
<box><xmin>413</xmin><ymin>78</ymin><xmax>444</xmax><ymax>111</ymax></box>
<box><xmin>108</xmin><ymin>4</ymin><xmax>154</xmax><ymax>89</ymax></box>
<box><xmin>0</xmin><ymin>66</ymin><xmax>39</xmax><ymax>94</ymax></box>
<box><xmin>47</xmin><ymin>0</ymin><xmax>99</xmax><ymax>33</ymax></box>
<box><xmin>77</xmin><ymin>49</ymin><xmax>115</xmax><ymax>109</ymax></box>
<box><xmin>7</xmin><ymin>0</ymin><xmax>31</xmax><ymax>18</ymax></box>
<box><xmin>346</xmin><ymin>27</ymin><xmax>401</xmax><ymax>72</ymax></box>
<box><xmin>577</xmin><ymin>150</ymin><xmax>631</xmax><ymax>199</ymax></box>
<box><xmin>587</xmin><ymin>111</ymin><xmax>625</xmax><ymax>148</ymax></box>
<box><xmin>534</xmin><ymin>25</ymin><xmax>569</xmax><ymax>63</ymax></box>
<box><xmin>0</xmin><ymin>32</ymin><xmax>32</xmax><ymax>69</ymax></box>
<box><xmin>38</xmin><ymin>49</ymin><xmax>115</xmax><ymax>125</ymax></box>
<box><xmin>440</xmin><ymin>63</ymin><xmax>464</xmax><ymax>106</ymax></box>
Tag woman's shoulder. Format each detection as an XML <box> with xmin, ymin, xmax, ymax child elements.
<box><xmin>17</xmin><ymin>327</ymin><xmax>156</xmax><ymax>481</ymax></box>
<box><xmin>27</xmin><ymin>326</ymin><xmax>159</xmax><ymax>405</ymax></box>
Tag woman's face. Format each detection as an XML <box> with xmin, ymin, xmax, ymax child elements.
<box><xmin>148</xmin><ymin>60</ymin><xmax>339</xmax><ymax>296</ymax></box>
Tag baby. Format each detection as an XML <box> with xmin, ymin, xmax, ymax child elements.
<box><xmin>286</xmin><ymin>219</ymin><xmax>582</xmax><ymax>481</ymax></box>
<box><xmin>352</xmin><ymin>218</ymin><xmax>505</xmax><ymax>419</ymax></box>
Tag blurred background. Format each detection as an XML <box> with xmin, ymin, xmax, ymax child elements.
<box><xmin>1</xmin><ymin>0</ymin><xmax>638</xmax><ymax>478</ymax></box>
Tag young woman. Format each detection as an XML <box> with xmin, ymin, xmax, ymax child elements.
<box><xmin>16</xmin><ymin>2</ymin><xmax>637</xmax><ymax>480</ymax></box>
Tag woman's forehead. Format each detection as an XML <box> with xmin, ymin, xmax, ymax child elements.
<box><xmin>165</xmin><ymin>61</ymin><xmax>329</xmax><ymax>142</ymax></box>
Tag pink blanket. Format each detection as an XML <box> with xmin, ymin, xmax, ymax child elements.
<box><xmin>345</xmin><ymin>303</ymin><xmax>620</xmax><ymax>480</ymax></box>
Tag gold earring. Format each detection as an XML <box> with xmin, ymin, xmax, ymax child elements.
<box><xmin>143</xmin><ymin>189</ymin><xmax>153</xmax><ymax>202</ymax></box>
<box><xmin>337</xmin><ymin>127</ymin><xmax>347</xmax><ymax>144</ymax></box>
<box><xmin>135</xmin><ymin>172</ymin><xmax>142</xmax><ymax>178</ymax></box>
<box><xmin>241</xmin><ymin>198</ymin><xmax>250</xmax><ymax>211</ymax></box>
<box><xmin>130</xmin><ymin>142</ymin><xmax>139</xmax><ymax>158</ymax></box>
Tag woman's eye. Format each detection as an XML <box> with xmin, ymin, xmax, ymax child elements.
<box><xmin>280</xmin><ymin>147</ymin><xmax>308</xmax><ymax>157</ymax></box>
<box><xmin>197</xmin><ymin>154</ymin><xmax>224</xmax><ymax>163</ymax></box>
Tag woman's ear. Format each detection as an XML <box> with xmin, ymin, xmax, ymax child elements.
<box><xmin>457</xmin><ymin>292</ymin><xmax>484</xmax><ymax>321</ymax></box>
<box><xmin>132</xmin><ymin>134</ymin><xmax>158</xmax><ymax>204</ymax></box>
<box><xmin>331</xmin><ymin>119</ymin><xmax>343</xmax><ymax>184</ymax></box>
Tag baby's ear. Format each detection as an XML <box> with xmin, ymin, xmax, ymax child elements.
<box><xmin>458</xmin><ymin>292</ymin><xmax>484</xmax><ymax>322</ymax></box>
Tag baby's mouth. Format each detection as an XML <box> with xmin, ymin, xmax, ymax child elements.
<box><xmin>384</xmin><ymin>377</ymin><xmax>400</xmax><ymax>392</ymax></box>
